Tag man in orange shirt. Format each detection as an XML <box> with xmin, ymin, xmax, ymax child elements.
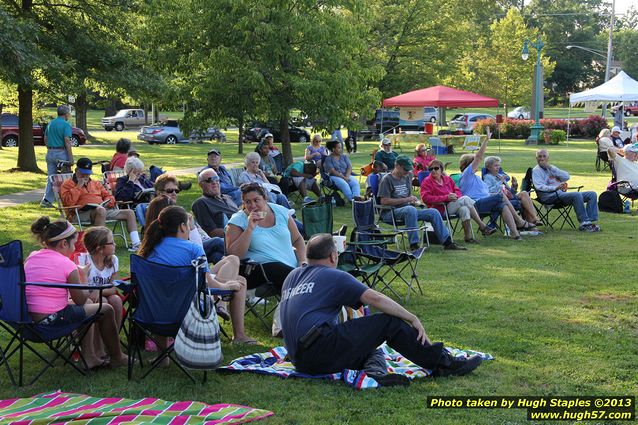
<box><xmin>61</xmin><ymin>158</ymin><xmax>141</xmax><ymax>251</ymax></box>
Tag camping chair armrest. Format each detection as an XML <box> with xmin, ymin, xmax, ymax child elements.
<box><xmin>22</xmin><ymin>281</ymin><xmax>114</xmax><ymax>291</ymax></box>
<box><xmin>567</xmin><ymin>186</ymin><xmax>583</xmax><ymax>192</ymax></box>
<box><xmin>60</xmin><ymin>204</ymin><xmax>84</xmax><ymax>211</ymax></box>
<box><xmin>207</xmin><ymin>288</ymin><xmax>234</xmax><ymax>297</ymax></box>
<box><xmin>348</xmin><ymin>238</ymin><xmax>394</xmax><ymax>246</ymax></box>
<box><xmin>116</xmin><ymin>200</ymin><xmax>134</xmax><ymax>208</ymax></box>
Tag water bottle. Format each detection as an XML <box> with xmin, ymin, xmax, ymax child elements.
<box><xmin>623</xmin><ymin>200</ymin><xmax>630</xmax><ymax>214</ymax></box>
<box><xmin>331</xmin><ymin>197</ymin><xmax>336</xmax><ymax>206</ymax></box>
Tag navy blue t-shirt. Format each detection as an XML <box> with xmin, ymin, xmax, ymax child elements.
<box><xmin>280</xmin><ymin>265</ymin><xmax>368</xmax><ymax>360</ymax></box>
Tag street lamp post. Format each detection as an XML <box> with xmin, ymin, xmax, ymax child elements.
<box><xmin>522</xmin><ymin>37</ymin><xmax>544</xmax><ymax>144</ymax></box>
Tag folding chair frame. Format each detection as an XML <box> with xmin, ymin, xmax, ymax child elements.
<box><xmin>240</xmin><ymin>261</ymin><xmax>280</xmax><ymax>331</ymax></box>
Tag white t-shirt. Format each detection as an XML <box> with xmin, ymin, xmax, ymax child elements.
<box><xmin>613</xmin><ymin>156</ymin><xmax>638</xmax><ymax>189</ymax></box>
<box><xmin>78</xmin><ymin>253</ymin><xmax>119</xmax><ymax>286</ymax></box>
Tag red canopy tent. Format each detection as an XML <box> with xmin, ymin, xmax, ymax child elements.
<box><xmin>382</xmin><ymin>85</ymin><xmax>498</xmax><ymax>108</ymax></box>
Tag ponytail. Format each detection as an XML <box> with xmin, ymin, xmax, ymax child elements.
<box><xmin>138</xmin><ymin>205</ymin><xmax>188</xmax><ymax>258</ymax></box>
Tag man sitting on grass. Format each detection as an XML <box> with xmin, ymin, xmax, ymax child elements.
<box><xmin>280</xmin><ymin>234</ymin><xmax>483</xmax><ymax>387</ymax></box>
<box><xmin>61</xmin><ymin>157</ymin><xmax>141</xmax><ymax>251</ymax></box>
<box><xmin>532</xmin><ymin>149</ymin><xmax>600</xmax><ymax>232</ymax></box>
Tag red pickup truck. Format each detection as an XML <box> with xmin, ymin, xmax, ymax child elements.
<box><xmin>1</xmin><ymin>113</ymin><xmax>86</xmax><ymax>148</ymax></box>
<box><xmin>623</xmin><ymin>105</ymin><xmax>638</xmax><ymax>117</ymax></box>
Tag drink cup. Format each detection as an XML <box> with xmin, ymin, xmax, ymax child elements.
<box><xmin>332</xmin><ymin>235</ymin><xmax>346</xmax><ymax>254</ymax></box>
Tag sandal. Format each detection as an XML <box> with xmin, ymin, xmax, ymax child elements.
<box><xmin>480</xmin><ymin>227</ymin><xmax>497</xmax><ymax>236</ymax></box>
<box><xmin>232</xmin><ymin>337</ymin><xmax>259</xmax><ymax>345</ymax></box>
<box><xmin>216</xmin><ymin>305</ymin><xmax>230</xmax><ymax>321</ymax></box>
<box><xmin>517</xmin><ymin>221</ymin><xmax>535</xmax><ymax>231</ymax></box>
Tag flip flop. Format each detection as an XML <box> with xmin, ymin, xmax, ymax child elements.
<box><xmin>232</xmin><ymin>337</ymin><xmax>259</xmax><ymax>345</ymax></box>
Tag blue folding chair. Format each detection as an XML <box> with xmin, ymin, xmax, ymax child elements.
<box><xmin>126</xmin><ymin>255</ymin><xmax>232</xmax><ymax>382</ymax></box>
<box><xmin>0</xmin><ymin>240</ymin><xmax>111</xmax><ymax>386</ymax></box>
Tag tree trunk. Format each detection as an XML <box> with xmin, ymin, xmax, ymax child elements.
<box><xmin>0</xmin><ymin>103</ymin><xmax>3</xmax><ymax>150</ymax></box>
<box><xmin>105</xmin><ymin>99</ymin><xmax>118</xmax><ymax>117</ymax></box>
<box><xmin>75</xmin><ymin>92</ymin><xmax>93</xmax><ymax>139</ymax></box>
<box><xmin>237</xmin><ymin>114</ymin><xmax>244</xmax><ymax>155</ymax></box>
<box><xmin>280</xmin><ymin>112</ymin><xmax>292</xmax><ymax>167</ymax></box>
<box><xmin>17</xmin><ymin>84</ymin><xmax>40</xmax><ymax>172</ymax></box>
<box><xmin>143</xmin><ymin>104</ymin><xmax>149</xmax><ymax>125</ymax></box>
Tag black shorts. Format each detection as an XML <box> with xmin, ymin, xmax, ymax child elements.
<box><xmin>37</xmin><ymin>304</ymin><xmax>86</xmax><ymax>327</ymax></box>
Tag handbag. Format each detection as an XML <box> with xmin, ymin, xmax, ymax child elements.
<box><xmin>174</xmin><ymin>292</ymin><xmax>223</xmax><ymax>370</ymax></box>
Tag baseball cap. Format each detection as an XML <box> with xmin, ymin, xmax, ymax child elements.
<box><xmin>624</xmin><ymin>143</ymin><xmax>638</xmax><ymax>154</ymax></box>
<box><xmin>264</xmin><ymin>133</ymin><xmax>274</xmax><ymax>139</ymax></box>
<box><xmin>381</xmin><ymin>138</ymin><xmax>392</xmax><ymax>146</ymax></box>
<box><xmin>76</xmin><ymin>158</ymin><xmax>93</xmax><ymax>174</ymax></box>
<box><xmin>207</xmin><ymin>148</ymin><xmax>221</xmax><ymax>156</ymax></box>
<box><xmin>395</xmin><ymin>155</ymin><xmax>413</xmax><ymax>171</ymax></box>
<box><xmin>611</xmin><ymin>126</ymin><xmax>621</xmax><ymax>133</ymax></box>
<box><xmin>127</xmin><ymin>146</ymin><xmax>139</xmax><ymax>157</ymax></box>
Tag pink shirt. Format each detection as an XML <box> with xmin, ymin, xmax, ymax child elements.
<box><xmin>24</xmin><ymin>249</ymin><xmax>78</xmax><ymax>314</ymax></box>
<box><xmin>420</xmin><ymin>174</ymin><xmax>462</xmax><ymax>214</ymax></box>
<box><xmin>413</xmin><ymin>155</ymin><xmax>435</xmax><ymax>172</ymax></box>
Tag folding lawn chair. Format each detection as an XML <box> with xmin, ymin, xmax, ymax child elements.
<box><xmin>521</xmin><ymin>167</ymin><xmax>580</xmax><ymax>230</ymax></box>
<box><xmin>301</xmin><ymin>201</ymin><xmax>333</xmax><ymax>238</ymax></box>
<box><xmin>126</xmin><ymin>255</ymin><xmax>231</xmax><ymax>383</ymax></box>
<box><xmin>607</xmin><ymin>160</ymin><xmax>638</xmax><ymax>208</ymax></box>
<box><xmin>239</xmin><ymin>260</ymin><xmax>280</xmax><ymax>331</ymax></box>
<box><xmin>0</xmin><ymin>240</ymin><xmax>111</xmax><ymax>386</ymax></box>
<box><xmin>350</xmin><ymin>198</ymin><xmax>425</xmax><ymax>302</ymax></box>
<box><xmin>50</xmin><ymin>173</ymin><xmax>129</xmax><ymax>247</ymax></box>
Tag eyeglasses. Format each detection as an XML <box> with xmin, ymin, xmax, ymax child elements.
<box><xmin>428</xmin><ymin>166</ymin><xmax>441</xmax><ymax>171</ymax></box>
<box><xmin>164</xmin><ymin>188</ymin><xmax>181</xmax><ymax>194</ymax></box>
<box><xmin>103</xmin><ymin>242</ymin><xmax>115</xmax><ymax>246</ymax></box>
<box><xmin>201</xmin><ymin>177</ymin><xmax>220</xmax><ymax>184</ymax></box>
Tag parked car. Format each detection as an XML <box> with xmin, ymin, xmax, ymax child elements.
<box><xmin>507</xmin><ymin>106</ymin><xmax>531</xmax><ymax>120</ymax></box>
<box><xmin>449</xmin><ymin>113</ymin><xmax>495</xmax><ymax>134</ymax></box>
<box><xmin>137</xmin><ymin>120</ymin><xmax>189</xmax><ymax>144</ymax></box>
<box><xmin>102</xmin><ymin>109</ymin><xmax>168</xmax><ymax>131</ymax></box>
<box><xmin>623</xmin><ymin>105</ymin><xmax>638</xmax><ymax>117</ymax></box>
<box><xmin>190</xmin><ymin>127</ymin><xmax>226</xmax><ymax>143</ymax></box>
<box><xmin>1</xmin><ymin>113</ymin><xmax>86</xmax><ymax>148</ymax></box>
<box><xmin>246</xmin><ymin>122</ymin><xmax>311</xmax><ymax>143</ymax></box>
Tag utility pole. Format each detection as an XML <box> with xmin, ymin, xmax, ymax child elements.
<box><xmin>602</xmin><ymin>0</ymin><xmax>615</xmax><ymax>117</ymax></box>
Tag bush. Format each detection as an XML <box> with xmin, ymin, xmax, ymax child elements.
<box><xmin>550</xmin><ymin>129</ymin><xmax>566</xmax><ymax>145</ymax></box>
<box><xmin>475</xmin><ymin>115</ymin><xmax>609</xmax><ymax>139</ymax></box>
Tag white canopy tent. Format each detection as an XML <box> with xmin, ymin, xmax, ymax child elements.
<box><xmin>567</xmin><ymin>71</ymin><xmax>638</xmax><ymax>142</ymax></box>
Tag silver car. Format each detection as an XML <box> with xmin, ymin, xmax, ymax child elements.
<box><xmin>507</xmin><ymin>106</ymin><xmax>531</xmax><ymax>120</ymax></box>
<box><xmin>137</xmin><ymin>120</ymin><xmax>189</xmax><ymax>144</ymax></box>
<box><xmin>450</xmin><ymin>113</ymin><xmax>495</xmax><ymax>134</ymax></box>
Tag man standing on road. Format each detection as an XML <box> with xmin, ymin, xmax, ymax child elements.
<box><xmin>280</xmin><ymin>234</ymin><xmax>483</xmax><ymax>387</ymax></box>
<box><xmin>41</xmin><ymin>105</ymin><xmax>74</xmax><ymax>208</ymax></box>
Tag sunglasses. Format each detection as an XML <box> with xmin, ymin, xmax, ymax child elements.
<box><xmin>428</xmin><ymin>166</ymin><xmax>441</xmax><ymax>171</ymax></box>
<box><xmin>103</xmin><ymin>241</ymin><xmax>115</xmax><ymax>246</ymax></box>
<box><xmin>164</xmin><ymin>188</ymin><xmax>181</xmax><ymax>194</ymax></box>
<box><xmin>201</xmin><ymin>177</ymin><xmax>220</xmax><ymax>184</ymax></box>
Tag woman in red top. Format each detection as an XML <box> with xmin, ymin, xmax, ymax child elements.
<box><xmin>109</xmin><ymin>138</ymin><xmax>131</xmax><ymax>171</ymax></box>
<box><xmin>420</xmin><ymin>159</ymin><xmax>495</xmax><ymax>243</ymax></box>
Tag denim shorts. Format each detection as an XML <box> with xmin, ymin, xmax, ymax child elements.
<box><xmin>37</xmin><ymin>304</ymin><xmax>86</xmax><ymax>327</ymax></box>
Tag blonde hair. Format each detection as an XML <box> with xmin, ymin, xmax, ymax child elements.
<box><xmin>459</xmin><ymin>154</ymin><xmax>475</xmax><ymax>171</ymax></box>
<box><xmin>83</xmin><ymin>226</ymin><xmax>115</xmax><ymax>268</ymax></box>
<box><xmin>598</xmin><ymin>128</ymin><xmax>611</xmax><ymax>139</ymax></box>
<box><xmin>415</xmin><ymin>143</ymin><xmax>427</xmax><ymax>153</ymax></box>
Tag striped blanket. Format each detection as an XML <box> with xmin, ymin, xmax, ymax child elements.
<box><xmin>0</xmin><ymin>391</ymin><xmax>273</xmax><ymax>424</ymax></box>
<box><xmin>220</xmin><ymin>344</ymin><xmax>494</xmax><ymax>390</ymax></box>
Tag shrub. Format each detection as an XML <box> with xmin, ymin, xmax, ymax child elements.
<box><xmin>550</xmin><ymin>129</ymin><xmax>566</xmax><ymax>145</ymax></box>
<box><xmin>475</xmin><ymin>115</ymin><xmax>608</xmax><ymax>140</ymax></box>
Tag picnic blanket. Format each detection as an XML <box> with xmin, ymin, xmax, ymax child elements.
<box><xmin>0</xmin><ymin>391</ymin><xmax>273</xmax><ymax>424</ymax></box>
<box><xmin>220</xmin><ymin>343</ymin><xmax>494</xmax><ymax>390</ymax></box>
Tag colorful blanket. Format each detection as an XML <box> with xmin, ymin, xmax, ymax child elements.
<box><xmin>220</xmin><ymin>344</ymin><xmax>494</xmax><ymax>390</ymax></box>
<box><xmin>0</xmin><ymin>391</ymin><xmax>273</xmax><ymax>424</ymax></box>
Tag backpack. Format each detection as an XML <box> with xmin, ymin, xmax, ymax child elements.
<box><xmin>598</xmin><ymin>190</ymin><xmax>623</xmax><ymax>213</ymax></box>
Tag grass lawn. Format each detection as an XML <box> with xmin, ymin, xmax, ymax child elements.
<box><xmin>0</xmin><ymin>138</ymin><xmax>636</xmax><ymax>424</ymax></box>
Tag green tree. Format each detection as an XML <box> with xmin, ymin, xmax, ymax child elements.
<box><xmin>455</xmin><ymin>9</ymin><xmax>554</xmax><ymax>114</ymax></box>
<box><xmin>614</xmin><ymin>29</ymin><xmax>638</xmax><ymax>81</ymax></box>
<box><xmin>145</xmin><ymin>0</ymin><xmax>381</xmax><ymax>164</ymax></box>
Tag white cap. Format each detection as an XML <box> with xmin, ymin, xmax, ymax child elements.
<box><xmin>611</xmin><ymin>126</ymin><xmax>621</xmax><ymax>133</ymax></box>
<box><xmin>381</xmin><ymin>138</ymin><xmax>392</xmax><ymax>145</ymax></box>
<box><xmin>264</xmin><ymin>133</ymin><xmax>274</xmax><ymax>139</ymax></box>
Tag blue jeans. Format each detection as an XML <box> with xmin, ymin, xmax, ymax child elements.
<box><xmin>384</xmin><ymin>205</ymin><xmax>450</xmax><ymax>245</ymax></box>
<box><xmin>226</xmin><ymin>188</ymin><xmax>242</xmax><ymax>207</ymax></box>
<box><xmin>43</xmin><ymin>149</ymin><xmax>70</xmax><ymax>203</ymax></box>
<box><xmin>474</xmin><ymin>194</ymin><xmax>504</xmax><ymax>227</ymax></box>
<box><xmin>268</xmin><ymin>192</ymin><xmax>291</xmax><ymax>208</ymax></box>
<box><xmin>538</xmin><ymin>190</ymin><xmax>598</xmax><ymax>224</ymax></box>
<box><xmin>329</xmin><ymin>176</ymin><xmax>360</xmax><ymax>201</ymax></box>
<box><xmin>203</xmin><ymin>237</ymin><xmax>225</xmax><ymax>264</ymax></box>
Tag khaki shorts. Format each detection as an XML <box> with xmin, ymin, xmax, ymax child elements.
<box><xmin>292</xmin><ymin>176</ymin><xmax>316</xmax><ymax>189</ymax></box>
<box><xmin>74</xmin><ymin>207</ymin><xmax>122</xmax><ymax>223</ymax></box>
